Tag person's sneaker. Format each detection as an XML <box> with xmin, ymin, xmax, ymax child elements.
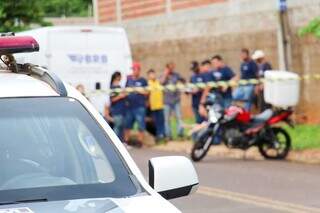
<box><xmin>165</xmin><ymin>136</ymin><xmax>173</xmax><ymax>142</ymax></box>
<box><xmin>156</xmin><ymin>137</ymin><xmax>166</xmax><ymax>145</ymax></box>
<box><xmin>127</xmin><ymin>138</ymin><xmax>143</xmax><ymax>148</ymax></box>
<box><xmin>177</xmin><ymin>133</ymin><xmax>185</xmax><ymax>141</ymax></box>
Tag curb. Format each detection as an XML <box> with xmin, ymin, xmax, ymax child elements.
<box><xmin>152</xmin><ymin>141</ymin><xmax>320</xmax><ymax>164</ymax></box>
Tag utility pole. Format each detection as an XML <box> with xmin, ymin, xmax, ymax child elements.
<box><xmin>278</xmin><ymin>0</ymin><xmax>292</xmax><ymax>70</ymax></box>
<box><xmin>92</xmin><ymin>0</ymin><xmax>99</xmax><ymax>25</ymax></box>
<box><xmin>277</xmin><ymin>0</ymin><xmax>292</xmax><ymax>70</ymax></box>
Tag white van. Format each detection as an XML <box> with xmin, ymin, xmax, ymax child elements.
<box><xmin>16</xmin><ymin>26</ymin><xmax>132</xmax><ymax>112</ymax></box>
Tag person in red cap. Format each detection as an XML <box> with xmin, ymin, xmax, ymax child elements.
<box><xmin>124</xmin><ymin>62</ymin><xmax>148</xmax><ymax>145</ymax></box>
<box><xmin>132</xmin><ymin>62</ymin><xmax>141</xmax><ymax>71</ymax></box>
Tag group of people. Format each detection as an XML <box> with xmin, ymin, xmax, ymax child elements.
<box><xmin>79</xmin><ymin>48</ymin><xmax>272</xmax><ymax>146</ymax></box>
<box><xmin>107</xmin><ymin>61</ymin><xmax>185</xmax><ymax>146</ymax></box>
<box><xmin>190</xmin><ymin>48</ymin><xmax>272</xmax><ymax>125</ymax></box>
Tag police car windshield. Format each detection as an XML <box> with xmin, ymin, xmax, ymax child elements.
<box><xmin>0</xmin><ymin>97</ymin><xmax>138</xmax><ymax>202</ymax></box>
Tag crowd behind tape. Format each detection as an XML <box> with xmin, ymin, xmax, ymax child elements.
<box><xmin>89</xmin><ymin>73</ymin><xmax>320</xmax><ymax>95</ymax></box>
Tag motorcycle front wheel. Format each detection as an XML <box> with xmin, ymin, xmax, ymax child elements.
<box><xmin>258</xmin><ymin>127</ymin><xmax>291</xmax><ymax>160</ymax></box>
<box><xmin>191</xmin><ymin>130</ymin><xmax>213</xmax><ymax>162</ymax></box>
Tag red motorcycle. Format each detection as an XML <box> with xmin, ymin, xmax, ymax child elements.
<box><xmin>191</xmin><ymin>94</ymin><xmax>293</xmax><ymax>162</ymax></box>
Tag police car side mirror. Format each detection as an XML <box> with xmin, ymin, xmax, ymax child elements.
<box><xmin>148</xmin><ymin>156</ymin><xmax>199</xmax><ymax>200</ymax></box>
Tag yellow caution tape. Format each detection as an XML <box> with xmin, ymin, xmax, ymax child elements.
<box><xmin>89</xmin><ymin>74</ymin><xmax>320</xmax><ymax>95</ymax></box>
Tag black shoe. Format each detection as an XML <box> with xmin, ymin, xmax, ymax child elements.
<box><xmin>165</xmin><ymin>136</ymin><xmax>173</xmax><ymax>142</ymax></box>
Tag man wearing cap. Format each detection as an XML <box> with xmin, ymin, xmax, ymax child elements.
<box><xmin>252</xmin><ymin>50</ymin><xmax>272</xmax><ymax>78</ymax></box>
<box><xmin>124</xmin><ymin>62</ymin><xmax>148</xmax><ymax>145</ymax></box>
<box><xmin>252</xmin><ymin>50</ymin><xmax>273</xmax><ymax>111</ymax></box>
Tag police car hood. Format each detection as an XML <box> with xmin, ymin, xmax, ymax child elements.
<box><xmin>0</xmin><ymin>194</ymin><xmax>180</xmax><ymax>213</ymax></box>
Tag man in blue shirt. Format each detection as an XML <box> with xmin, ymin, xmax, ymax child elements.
<box><xmin>124</xmin><ymin>62</ymin><xmax>148</xmax><ymax>145</ymax></box>
<box><xmin>189</xmin><ymin>61</ymin><xmax>204</xmax><ymax>124</ymax></box>
<box><xmin>233</xmin><ymin>48</ymin><xmax>258</xmax><ymax>111</ymax></box>
<box><xmin>211</xmin><ymin>55</ymin><xmax>235</xmax><ymax>108</ymax></box>
<box><xmin>161</xmin><ymin>62</ymin><xmax>185</xmax><ymax>139</ymax></box>
<box><xmin>200</xmin><ymin>60</ymin><xmax>214</xmax><ymax>83</ymax></box>
<box><xmin>189</xmin><ymin>60</ymin><xmax>213</xmax><ymax>123</ymax></box>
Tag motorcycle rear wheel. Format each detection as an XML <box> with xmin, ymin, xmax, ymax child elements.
<box><xmin>258</xmin><ymin>127</ymin><xmax>291</xmax><ymax>160</ymax></box>
<box><xmin>191</xmin><ymin>131</ymin><xmax>213</xmax><ymax>162</ymax></box>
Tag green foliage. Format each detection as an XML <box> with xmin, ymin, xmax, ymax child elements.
<box><xmin>42</xmin><ymin>0</ymin><xmax>92</xmax><ymax>17</ymax></box>
<box><xmin>0</xmin><ymin>0</ymin><xmax>47</xmax><ymax>32</ymax></box>
<box><xmin>299</xmin><ymin>17</ymin><xmax>320</xmax><ymax>38</ymax></box>
<box><xmin>285</xmin><ymin>125</ymin><xmax>320</xmax><ymax>150</ymax></box>
<box><xmin>0</xmin><ymin>0</ymin><xmax>92</xmax><ymax>32</ymax></box>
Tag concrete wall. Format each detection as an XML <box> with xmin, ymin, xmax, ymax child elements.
<box><xmin>100</xmin><ymin>0</ymin><xmax>320</xmax><ymax>123</ymax></box>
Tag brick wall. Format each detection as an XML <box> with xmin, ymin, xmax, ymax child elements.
<box><xmin>98</xmin><ymin>0</ymin><xmax>117</xmax><ymax>23</ymax></box>
<box><xmin>122</xmin><ymin>0</ymin><xmax>166</xmax><ymax>20</ymax></box>
<box><xmin>97</xmin><ymin>0</ymin><xmax>226</xmax><ymax>23</ymax></box>
<box><xmin>171</xmin><ymin>0</ymin><xmax>225</xmax><ymax>11</ymax></box>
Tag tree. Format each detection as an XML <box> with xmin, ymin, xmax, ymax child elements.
<box><xmin>42</xmin><ymin>0</ymin><xmax>92</xmax><ymax>17</ymax></box>
<box><xmin>299</xmin><ymin>17</ymin><xmax>320</xmax><ymax>38</ymax></box>
<box><xmin>0</xmin><ymin>0</ymin><xmax>49</xmax><ymax>32</ymax></box>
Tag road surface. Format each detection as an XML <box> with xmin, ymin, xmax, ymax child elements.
<box><xmin>129</xmin><ymin>148</ymin><xmax>320</xmax><ymax>213</ymax></box>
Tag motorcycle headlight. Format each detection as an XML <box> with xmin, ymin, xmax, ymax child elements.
<box><xmin>208</xmin><ymin>105</ymin><xmax>222</xmax><ymax>123</ymax></box>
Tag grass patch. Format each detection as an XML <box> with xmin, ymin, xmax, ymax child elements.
<box><xmin>170</xmin><ymin>118</ymin><xmax>194</xmax><ymax>140</ymax></box>
<box><xmin>285</xmin><ymin>125</ymin><xmax>320</xmax><ymax>150</ymax></box>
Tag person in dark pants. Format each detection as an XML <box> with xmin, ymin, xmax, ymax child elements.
<box><xmin>233</xmin><ymin>48</ymin><xmax>258</xmax><ymax>111</ymax></box>
<box><xmin>199</xmin><ymin>60</ymin><xmax>219</xmax><ymax>118</ymax></box>
<box><xmin>211</xmin><ymin>55</ymin><xmax>236</xmax><ymax>109</ymax></box>
<box><xmin>160</xmin><ymin>62</ymin><xmax>185</xmax><ymax>139</ymax></box>
<box><xmin>124</xmin><ymin>62</ymin><xmax>148</xmax><ymax>145</ymax></box>
<box><xmin>147</xmin><ymin>69</ymin><xmax>165</xmax><ymax>141</ymax></box>
<box><xmin>109</xmin><ymin>71</ymin><xmax>127</xmax><ymax>142</ymax></box>
<box><xmin>252</xmin><ymin>50</ymin><xmax>273</xmax><ymax>111</ymax></box>
<box><xmin>189</xmin><ymin>61</ymin><xmax>205</xmax><ymax>124</ymax></box>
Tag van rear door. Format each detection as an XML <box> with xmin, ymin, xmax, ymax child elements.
<box><xmin>47</xmin><ymin>27</ymin><xmax>132</xmax><ymax>91</ymax></box>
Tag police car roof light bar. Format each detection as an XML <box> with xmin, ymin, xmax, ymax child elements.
<box><xmin>0</xmin><ymin>35</ymin><xmax>39</xmax><ymax>54</ymax></box>
<box><xmin>0</xmin><ymin>34</ymin><xmax>66</xmax><ymax>96</ymax></box>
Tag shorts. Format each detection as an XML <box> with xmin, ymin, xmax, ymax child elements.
<box><xmin>125</xmin><ymin>107</ymin><xmax>146</xmax><ymax>131</ymax></box>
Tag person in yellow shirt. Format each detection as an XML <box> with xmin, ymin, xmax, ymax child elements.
<box><xmin>148</xmin><ymin>69</ymin><xmax>165</xmax><ymax>141</ymax></box>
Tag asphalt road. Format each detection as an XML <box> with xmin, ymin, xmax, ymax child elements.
<box><xmin>129</xmin><ymin>148</ymin><xmax>320</xmax><ymax>213</ymax></box>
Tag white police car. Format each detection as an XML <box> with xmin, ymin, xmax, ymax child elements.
<box><xmin>0</xmin><ymin>34</ymin><xmax>198</xmax><ymax>213</ymax></box>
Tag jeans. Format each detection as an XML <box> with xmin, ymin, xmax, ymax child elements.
<box><xmin>164</xmin><ymin>103</ymin><xmax>184</xmax><ymax>138</ymax></box>
<box><xmin>151</xmin><ymin>109</ymin><xmax>165</xmax><ymax>138</ymax></box>
<box><xmin>222</xmin><ymin>97</ymin><xmax>232</xmax><ymax>109</ymax></box>
<box><xmin>233</xmin><ymin>85</ymin><xmax>255</xmax><ymax>111</ymax></box>
<box><xmin>192</xmin><ymin>105</ymin><xmax>204</xmax><ymax>124</ymax></box>
<box><xmin>125</xmin><ymin>107</ymin><xmax>146</xmax><ymax>131</ymax></box>
<box><xmin>112</xmin><ymin>114</ymin><xmax>125</xmax><ymax>141</ymax></box>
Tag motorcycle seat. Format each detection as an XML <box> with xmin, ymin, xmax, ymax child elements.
<box><xmin>251</xmin><ymin>109</ymin><xmax>273</xmax><ymax>123</ymax></box>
